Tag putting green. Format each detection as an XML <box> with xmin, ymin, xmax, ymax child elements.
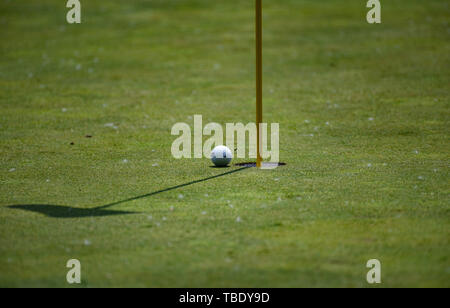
<box><xmin>0</xmin><ymin>0</ymin><xmax>448</xmax><ymax>287</ymax></box>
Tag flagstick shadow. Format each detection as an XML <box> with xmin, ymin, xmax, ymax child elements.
<box><xmin>95</xmin><ymin>166</ymin><xmax>249</xmax><ymax>210</ymax></box>
<box><xmin>7</xmin><ymin>166</ymin><xmax>250</xmax><ymax>218</ymax></box>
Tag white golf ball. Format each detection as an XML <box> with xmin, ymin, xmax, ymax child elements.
<box><xmin>211</xmin><ymin>145</ymin><xmax>233</xmax><ymax>167</ymax></box>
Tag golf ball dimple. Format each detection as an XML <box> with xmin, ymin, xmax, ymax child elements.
<box><xmin>211</xmin><ymin>145</ymin><xmax>233</xmax><ymax>167</ymax></box>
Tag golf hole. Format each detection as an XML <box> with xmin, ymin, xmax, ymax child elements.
<box><xmin>234</xmin><ymin>162</ymin><xmax>286</xmax><ymax>168</ymax></box>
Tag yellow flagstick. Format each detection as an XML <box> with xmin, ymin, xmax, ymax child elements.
<box><xmin>255</xmin><ymin>0</ymin><xmax>263</xmax><ymax>168</ymax></box>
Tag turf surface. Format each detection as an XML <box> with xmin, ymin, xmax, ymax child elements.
<box><xmin>0</xmin><ymin>0</ymin><xmax>449</xmax><ymax>287</ymax></box>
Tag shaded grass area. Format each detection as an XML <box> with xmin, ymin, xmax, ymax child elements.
<box><xmin>0</xmin><ymin>0</ymin><xmax>449</xmax><ymax>287</ymax></box>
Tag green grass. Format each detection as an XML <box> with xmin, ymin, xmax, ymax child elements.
<box><xmin>0</xmin><ymin>0</ymin><xmax>449</xmax><ymax>287</ymax></box>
